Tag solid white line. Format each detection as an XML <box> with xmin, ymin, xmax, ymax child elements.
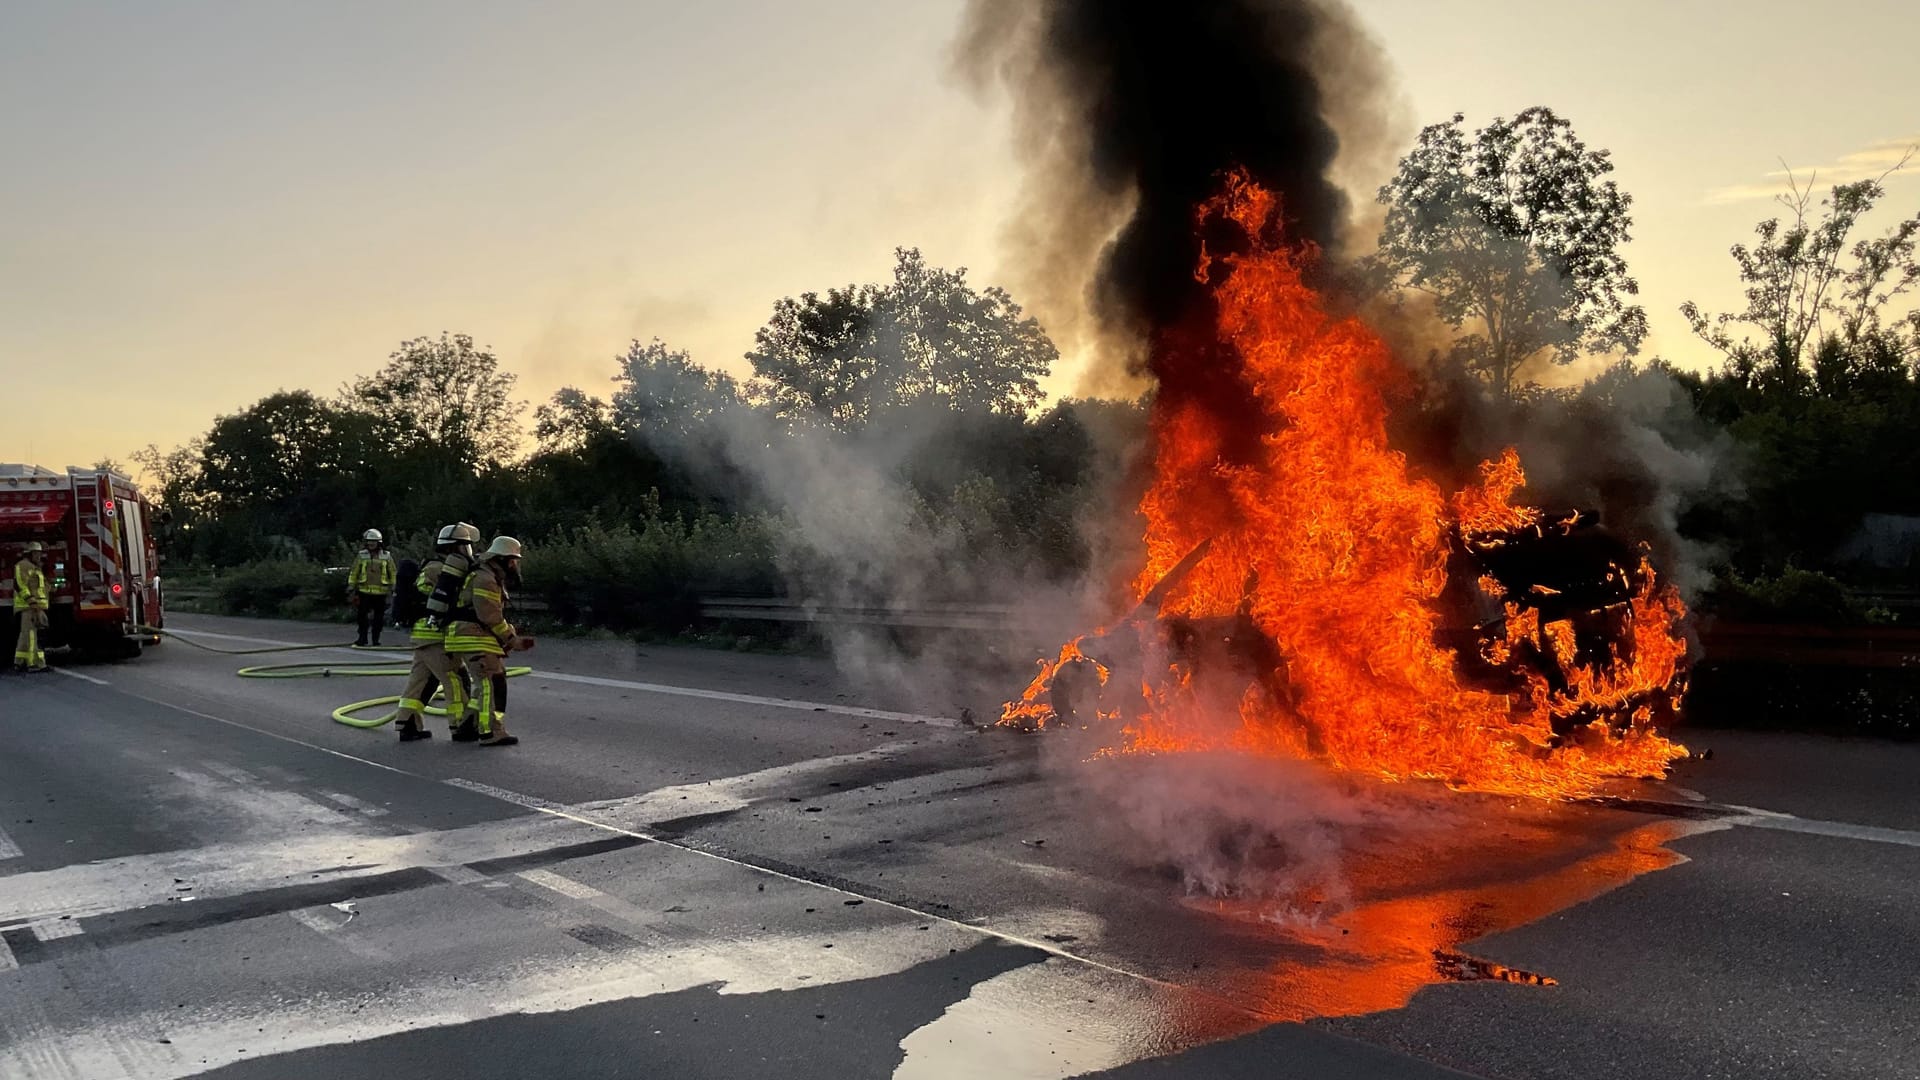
<box><xmin>1734</xmin><ymin>810</ymin><xmax>1920</xmax><ymax>849</ymax></box>
<box><xmin>0</xmin><ymin>825</ymin><xmax>21</xmax><ymax>861</ymax></box>
<box><xmin>518</xmin><ymin>868</ymin><xmax>602</xmax><ymax>902</ymax></box>
<box><xmin>162</xmin><ymin>624</ymin><xmax>959</xmax><ymax>727</ymax></box>
<box><xmin>50</xmin><ymin>668</ymin><xmax>109</xmax><ymax>686</ymax></box>
<box><xmin>528</xmin><ymin>670</ymin><xmax>959</xmax><ymax>728</ymax></box>
<box><xmin>443</xmin><ymin>778</ymin><xmax>567</xmax><ymax>811</ymax></box>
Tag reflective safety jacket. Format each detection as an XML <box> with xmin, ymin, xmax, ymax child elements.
<box><xmin>348</xmin><ymin>550</ymin><xmax>397</xmax><ymax>595</ymax></box>
<box><xmin>11</xmin><ymin>559</ymin><xmax>49</xmax><ymax>612</ymax></box>
<box><xmin>409</xmin><ymin>557</ymin><xmax>447</xmax><ymax>644</ymax></box>
<box><xmin>445</xmin><ymin>563</ymin><xmax>514</xmax><ymax>656</ymax></box>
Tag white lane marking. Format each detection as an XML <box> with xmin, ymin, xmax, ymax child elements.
<box><xmin>30</xmin><ymin>918</ymin><xmax>83</xmax><ymax>941</ymax></box>
<box><xmin>443</xmin><ymin>778</ymin><xmax>567</xmax><ymax>811</ymax></box>
<box><xmin>160</xmin><ymin>624</ymin><xmax>959</xmax><ymax>727</ymax></box>
<box><xmin>0</xmin><ymin>936</ymin><xmax>15</xmax><ymax>972</ymax></box>
<box><xmin>430</xmin><ymin>865</ymin><xmax>489</xmax><ymax>885</ymax></box>
<box><xmin>518</xmin><ymin>868</ymin><xmax>602</xmax><ymax>902</ymax></box>
<box><xmin>50</xmin><ymin>668</ymin><xmax>109</xmax><ymax>686</ymax></box>
<box><xmin>322</xmin><ymin>792</ymin><xmax>390</xmax><ymax>818</ymax></box>
<box><xmin>288</xmin><ymin>906</ymin><xmax>392</xmax><ymax>960</ymax></box>
<box><xmin>529</xmin><ymin>670</ymin><xmax>960</xmax><ymax>728</ymax></box>
<box><xmin>202</xmin><ymin>761</ymin><xmax>261</xmax><ymax>785</ymax></box>
<box><xmin>158</xmin><ymin>627</ymin><xmax>349</xmax><ymax>647</ymax></box>
<box><xmin>0</xmin><ymin>824</ymin><xmax>21</xmax><ymax>861</ymax></box>
<box><xmin>1734</xmin><ymin>810</ymin><xmax>1920</xmax><ymax>848</ymax></box>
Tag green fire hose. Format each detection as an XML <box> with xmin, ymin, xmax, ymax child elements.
<box><xmin>138</xmin><ymin>627</ymin><xmax>530</xmax><ymax>729</ymax></box>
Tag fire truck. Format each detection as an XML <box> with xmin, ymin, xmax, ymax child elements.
<box><xmin>0</xmin><ymin>465</ymin><xmax>165</xmax><ymax>659</ymax></box>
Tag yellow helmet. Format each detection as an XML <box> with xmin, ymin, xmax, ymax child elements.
<box><xmin>484</xmin><ymin>536</ymin><xmax>523</xmax><ymax>560</ymax></box>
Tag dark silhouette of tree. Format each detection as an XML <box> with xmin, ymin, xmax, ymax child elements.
<box><xmin>344</xmin><ymin>333</ymin><xmax>525</xmax><ymax>468</ymax></box>
<box><xmin>1682</xmin><ymin>160</ymin><xmax>1920</xmax><ymax>380</ymax></box>
<box><xmin>1370</xmin><ymin>108</ymin><xmax>1648</xmax><ymax>397</ymax></box>
<box><xmin>610</xmin><ymin>338</ymin><xmax>743</xmax><ymax>444</ymax></box>
<box><xmin>746</xmin><ymin>249</ymin><xmax>1056</xmax><ymax>429</ymax></box>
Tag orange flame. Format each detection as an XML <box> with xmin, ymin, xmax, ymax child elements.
<box><xmin>1005</xmin><ymin>172</ymin><xmax>1688</xmax><ymax>799</ymax></box>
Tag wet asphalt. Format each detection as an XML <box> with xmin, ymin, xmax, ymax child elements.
<box><xmin>0</xmin><ymin>613</ymin><xmax>1916</xmax><ymax>1079</ymax></box>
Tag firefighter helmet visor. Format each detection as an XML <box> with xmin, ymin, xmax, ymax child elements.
<box><xmin>450</xmin><ymin>522</ymin><xmax>482</xmax><ymax>545</ymax></box>
<box><xmin>362</xmin><ymin>529</ymin><xmax>384</xmax><ymax>543</ymax></box>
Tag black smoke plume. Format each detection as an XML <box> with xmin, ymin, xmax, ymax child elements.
<box><xmin>957</xmin><ymin>0</ymin><xmax>1384</xmax><ymax>358</ymax></box>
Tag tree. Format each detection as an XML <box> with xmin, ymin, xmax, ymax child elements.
<box><xmin>746</xmin><ymin>249</ymin><xmax>1056</xmax><ymax>429</ymax></box>
<box><xmin>1681</xmin><ymin>163</ymin><xmax>1920</xmax><ymax>379</ymax></box>
<box><xmin>609</xmin><ymin>338</ymin><xmax>743</xmax><ymax>445</ymax></box>
<box><xmin>533</xmin><ymin>388</ymin><xmax>614</xmax><ymax>456</ymax></box>
<box><xmin>1369</xmin><ymin>108</ymin><xmax>1648</xmax><ymax>397</ymax></box>
<box><xmin>344</xmin><ymin>333</ymin><xmax>525</xmax><ymax>467</ymax></box>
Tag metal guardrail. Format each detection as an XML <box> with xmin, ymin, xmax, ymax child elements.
<box><xmin>696</xmin><ymin>597</ymin><xmax>1015</xmax><ymax>631</ymax></box>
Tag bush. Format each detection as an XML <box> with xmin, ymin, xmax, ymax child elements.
<box><xmin>1707</xmin><ymin>567</ymin><xmax>1862</xmax><ymax>624</ymax></box>
<box><xmin>523</xmin><ymin>504</ymin><xmax>780</xmax><ymax>633</ymax></box>
<box><xmin>212</xmin><ymin>560</ymin><xmax>345</xmax><ymax>619</ymax></box>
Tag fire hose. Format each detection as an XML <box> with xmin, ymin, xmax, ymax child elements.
<box><xmin>135</xmin><ymin>626</ymin><xmax>531</xmax><ymax>729</ymax></box>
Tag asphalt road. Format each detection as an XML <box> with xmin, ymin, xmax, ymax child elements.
<box><xmin>1</xmin><ymin>613</ymin><xmax>1916</xmax><ymax>1079</ymax></box>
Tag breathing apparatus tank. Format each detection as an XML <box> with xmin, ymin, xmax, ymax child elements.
<box><xmin>424</xmin><ymin>522</ymin><xmax>483</xmax><ymax>626</ymax></box>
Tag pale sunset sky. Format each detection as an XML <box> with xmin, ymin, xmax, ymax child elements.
<box><xmin>2</xmin><ymin>0</ymin><xmax>1915</xmax><ymax>472</ymax></box>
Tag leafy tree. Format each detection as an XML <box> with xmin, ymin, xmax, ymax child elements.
<box><xmin>609</xmin><ymin>338</ymin><xmax>743</xmax><ymax>444</ymax></box>
<box><xmin>1369</xmin><ymin>107</ymin><xmax>1648</xmax><ymax>397</ymax></box>
<box><xmin>746</xmin><ymin>249</ymin><xmax>1056</xmax><ymax>429</ymax></box>
<box><xmin>534</xmin><ymin>388</ymin><xmax>614</xmax><ymax>456</ymax></box>
<box><xmin>1681</xmin><ymin>164</ymin><xmax>1919</xmax><ymax>379</ymax></box>
<box><xmin>344</xmin><ymin>333</ymin><xmax>526</xmax><ymax>468</ymax></box>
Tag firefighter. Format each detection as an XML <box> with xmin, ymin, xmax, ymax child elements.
<box><xmin>445</xmin><ymin>536</ymin><xmax>531</xmax><ymax>747</ymax></box>
<box><xmin>347</xmin><ymin>529</ymin><xmax>397</xmax><ymax>647</ymax></box>
<box><xmin>12</xmin><ymin>542</ymin><xmax>51</xmax><ymax>673</ymax></box>
<box><xmin>392</xmin><ymin>523</ymin><xmax>481</xmax><ymax>742</ymax></box>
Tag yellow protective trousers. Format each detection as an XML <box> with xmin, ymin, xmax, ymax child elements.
<box><xmin>13</xmin><ymin>609</ymin><xmax>47</xmax><ymax>670</ymax></box>
<box><xmin>459</xmin><ymin>651</ymin><xmax>509</xmax><ymax>735</ymax></box>
<box><xmin>396</xmin><ymin>640</ymin><xmax>467</xmax><ymax>730</ymax></box>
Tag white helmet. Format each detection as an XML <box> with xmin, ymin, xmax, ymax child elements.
<box><xmin>450</xmin><ymin>522</ymin><xmax>481</xmax><ymax>544</ymax></box>
<box><xmin>362</xmin><ymin>529</ymin><xmax>384</xmax><ymax>543</ymax></box>
<box><xmin>484</xmin><ymin>536</ymin><xmax>523</xmax><ymax>560</ymax></box>
<box><xmin>25</xmin><ymin>541</ymin><xmax>44</xmax><ymax>553</ymax></box>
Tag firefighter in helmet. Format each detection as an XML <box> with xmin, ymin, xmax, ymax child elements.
<box><xmin>347</xmin><ymin>528</ymin><xmax>397</xmax><ymax>647</ymax></box>
<box><xmin>12</xmin><ymin>542</ymin><xmax>51</xmax><ymax>673</ymax></box>
<box><xmin>391</xmin><ymin>523</ymin><xmax>481</xmax><ymax>742</ymax></box>
<box><xmin>444</xmin><ymin>536</ymin><xmax>531</xmax><ymax>746</ymax></box>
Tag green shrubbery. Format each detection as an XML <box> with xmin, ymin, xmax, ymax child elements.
<box><xmin>525</xmin><ymin>504</ymin><xmax>781</xmax><ymax>633</ymax></box>
<box><xmin>211</xmin><ymin>560</ymin><xmax>348</xmax><ymax>619</ymax></box>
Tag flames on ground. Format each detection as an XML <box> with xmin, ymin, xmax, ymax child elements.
<box><xmin>1004</xmin><ymin>173</ymin><xmax>1689</xmax><ymax>800</ymax></box>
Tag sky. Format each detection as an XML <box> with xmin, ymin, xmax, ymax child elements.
<box><xmin>2</xmin><ymin>0</ymin><xmax>1916</xmax><ymax>473</ymax></box>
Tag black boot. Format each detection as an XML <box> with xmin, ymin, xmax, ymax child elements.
<box><xmin>451</xmin><ymin>717</ymin><xmax>480</xmax><ymax>742</ymax></box>
<box><xmin>397</xmin><ymin>719</ymin><xmax>433</xmax><ymax>742</ymax></box>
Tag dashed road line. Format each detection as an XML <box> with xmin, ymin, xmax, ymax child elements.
<box><xmin>321</xmin><ymin>792</ymin><xmax>389</xmax><ymax>817</ymax></box>
<box><xmin>29</xmin><ymin>918</ymin><xmax>83</xmax><ymax>942</ymax></box>
<box><xmin>0</xmin><ymin>936</ymin><xmax>15</xmax><ymax>971</ymax></box>
<box><xmin>50</xmin><ymin>668</ymin><xmax>109</xmax><ymax>686</ymax></box>
<box><xmin>517</xmin><ymin>868</ymin><xmax>602</xmax><ymax>902</ymax></box>
<box><xmin>0</xmin><ymin>825</ymin><xmax>21</xmax><ymax>861</ymax></box>
<box><xmin>429</xmin><ymin>865</ymin><xmax>489</xmax><ymax>885</ymax></box>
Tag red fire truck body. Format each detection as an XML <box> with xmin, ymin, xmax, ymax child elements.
<box><xmin>0</xmin><ymin>465</ymin><xmax>164</xmax><ymax>657</ymax></box>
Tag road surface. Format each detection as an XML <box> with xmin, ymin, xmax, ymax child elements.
<box><xmin>1</xmin><ymin>613</ymin><xmax>1915</xmax><ymax>1079</ymax></box>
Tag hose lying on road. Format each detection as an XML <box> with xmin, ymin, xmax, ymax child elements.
<box><xmin>136</xmin><ymin>626</ymin><xmax>530</xmax><ymax>729</ymax></box>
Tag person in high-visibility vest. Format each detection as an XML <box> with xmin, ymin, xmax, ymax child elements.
<box><xmin>392</xmin><ymin>523</ymin><xmax>480</xmax><ymax>741</ymax></box>
<box><xmin>347</xmin><ymin>529</ymin><xmax>397</xmax><ymax>647</ymax></box>
<box><xmin>12</xmin><ymin>542</ymin><xmax>51</xmax><ymax>673</ymax></box>
<box><xmin>445</xmin><ymin>536</ymin><xmax>532</xmax><ymax>746</ymax></box>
